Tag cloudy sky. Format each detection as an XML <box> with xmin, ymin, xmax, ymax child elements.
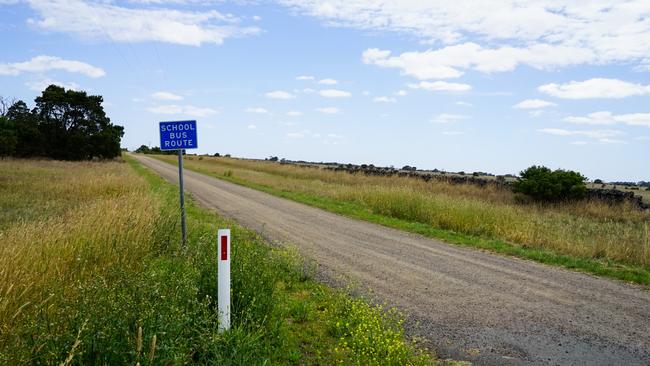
<box><xmin>1</xmin><ymin>1</ymin><xmax>649</xmax><ymax>181</ymax></box>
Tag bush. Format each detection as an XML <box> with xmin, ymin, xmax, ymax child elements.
<box><xmin>513</xmin><ymin>165</ymin><xmax>587</xmax><ymax>202</ymax></box>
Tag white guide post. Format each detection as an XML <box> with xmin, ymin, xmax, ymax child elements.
<box><xmin>217</xmin><ymin>229</ymin><xmax>231</xmax><ymax>332</ymax></box>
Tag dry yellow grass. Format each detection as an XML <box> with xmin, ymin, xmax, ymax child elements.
<box><xmin>162</xmin><ymin>156</ymin><xmax>650</xmax><ymax>267</ymax></box>
<box><xmin>0</xmin><ymin>159</ymin><xmax>168</xmax><ymax>351</ymax></box>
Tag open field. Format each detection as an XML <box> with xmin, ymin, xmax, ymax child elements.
<box><xmin>153</xmin><ymin>155</ymin><xmax>650</xmax><ymax>284</ymax></box>
<box><xmin>0</xmin><ymin>158</ymin><xmax>435</xmax><ymax>365</ymax></box>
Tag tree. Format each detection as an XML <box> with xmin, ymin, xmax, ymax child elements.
<box><xmin>513</xmin><ymin>165</ymin><xmax>587</xmax><ymax>202</ymax></box>
<box><xmin>0</xmin><ymin>96</ymin><xmax>16</xmax><ymax>116</ymax></box>
<box><xmin>0</xmin><ymin>115</ymin><xmax>17</xmax><ymax>156</ymax></box>
<box><xmin>33</xmin><ymin>85</ymin><xmax>124</xmax><ymax>159</ymax></box>
<box><xmin>6</xmin><ymin>100</ymin><xmax>43</xmax><ymax>157</ymax></box>
<box><xmin>135</xmin><ymin>145</ymin><xmax>151</xmax><ymax>154</ymax></box>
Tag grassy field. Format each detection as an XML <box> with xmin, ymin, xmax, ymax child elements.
<box><xmin>0</xmin><ymin>157</ymin><xmax>438</xmax><ymax>365</ymax></box>
<box><xmin>152</xmin><ymin>155</ymin><xmax>650</xmax><ymax>285</ymax></box>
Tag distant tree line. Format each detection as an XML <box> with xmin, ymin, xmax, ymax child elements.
<box><xmin>0</xmin><ymin>85</ymin><xmax>124</xmax><ymax>160</ymax></box>
<box><xmin>134</xmin><ymin>145</ymin><xmax>233</xmax><ymax>158</ymax></box>
<box><xmin>134</xmin><ymin>145</ymin><xmax>177</xmax><ymax>155</ymax></box>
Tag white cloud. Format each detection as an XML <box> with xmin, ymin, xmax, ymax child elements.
<box><xmin>265</xmin><ymin>90</ymin><xmax>296</xmax><ymax>99</ymax></box>
<box><xmin>151</xmin><ymin>91</ymin><xmax>183</xmax><ymax>101</ymax></box>
<box><xmin>636</xmin><ymin>136</ymin><xmax>650</xmax><ymax>141</ymax></box>
<box><xmin>456</xmin><ymin>101</ymin><xmax>473</xmax><ymax>107</ymax></box>
<box><xmin>25</xmin><ymin>78</ymin><xmax>81</xmax><ymax>92</ymax></box>
<box><xmin>432</xmin><ymin>113</ymin><xmax>467</xmax><ymax>124</ymax></box>
<box><xmin>286</xmin><ymin>129</ymin><xmax>329</xmax><ymax>140</ymax></box>
<box><xmin>513</xmin><ymin>99</ymin><xmax>556</xmax><ymax>109</ymax></box>
<box><xmin>319</xmin><ymin>89</ymin><xmax>351</xmax><ymax>98</ymax></box>
<box><xmin>0</xmin><ymin>55</ymin><xmax>104</xmax><ymax>77</ymax></box>
<box><xmin>599</xmin><ymin>138</ymin><xmax>627</xmax><ymax>144</ymax></box>
<box><xmin>286</xmin><ymin>131</ymin><xmax>305</xmax><ymax>139</ymax></box>
<box><xmin>318</xmin><ymin>78</ymin><xmax>338</xmax><ymax>85</ymax></box>
<box><xmin>247</xmin><ymin>124</ymin><xmax>257</xmax><ymax>130</ymax></box>
<box><xmin>296</xmin><ymin>75</ymin><xmax>315</xmax><ymax>80</ymax></box>
<box><xmin>528</xmin><ymin>110</ymin><xmax>545</xmax><ymax>118</ymax></box>
<box><xmin>538</xmin><ymin>128</ymin><xmax>624</xmax><ymax>140</ymax></box>
<box><xmin>539</xmin><ymin>78</ymin><xmax>650</xmax><ymax>99</ymax></box>
<box><xmin>25</xmin><ymin>0</ymin><xmax>259</xmax><ymax>46</ymax></box>
<box><xmin>373</xmin><ymin>96</ymin><xmax>396</xmax><ymax>103</ymax></box>
<box><xmin>245</xmin><ymin>107</ymin><xmax>269</xmax><ymax>114</ymax></box>
<box><xmin>565</xmin><ymin>111</ymin><xmax>650</xmax><ymax>128</ymax></box>
<box><xmin>362</xmin><ymin>90</ymin><xmax>371</xmax><ymax>96</ymax></box>
<box><xmin>408</xmin><ymin>81</ymin><xmax>471</xmax><ymax>92</ymax></box>
<box><xmin>282</xmin><ymin>1</ymin><xmax>650</xmax><ymax>71</ymax></box>
<box><xmin>362</xmin><ymin>43</ymin><xmax>593</xmax><ymax>80</ymax></box>
<box><xmin>316</xmin><ymin>107</ymin><xmax>340</xmax><ymax>114</ymax></box>
<box><xmin>395</xmin><ymin>90</ymin><xmax>407</xmax><ymax>96</ymax></box>
<box><xmin>442</xmin><ymin>131</ymin><xmax>464</xmax><ymax>135</ymax></box>
<box><xmin>148</xmin><ymin>104</ymin><xmax>220</xmax><ymax>117</ymax></box>
<box><xmin>302</xmin><ymin>88</ymin><xmax>316</xmax><ymax>93</ymax></box>
<box><xmin>286</xmin><ymin>110</ymin><xmax>302</xmax><ymax>117</ymax></box>
<box><xmin>570</xmin><ymin>141</ymin><xmax>589</xmax><ymax>145</ymax></box>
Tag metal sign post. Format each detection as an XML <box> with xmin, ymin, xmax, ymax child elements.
<box><xmin>177</xmin><ymin>148</ymin><xmax>186</xmax><ymax>246</ymax></box>
<box><xmin>159</xmin><ymin>120</ymin><xmax>198</xmax><ymax>248</ymax></box>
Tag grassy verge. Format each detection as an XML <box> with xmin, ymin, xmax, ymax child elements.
<box><xmin>0</xmin><ymin>157</ymin><xmax>436</xmax><ymax>365</ymax></box>
<box><xmin>150</xmin><ymin>155</ymin><xmax>650</xmax><ymax>285</ymax></box>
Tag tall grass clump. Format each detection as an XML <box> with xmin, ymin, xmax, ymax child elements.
<box><xmin>153</xmin><ymin>155</ymin><xmax>650</xmax><ymax>278</ymax></box>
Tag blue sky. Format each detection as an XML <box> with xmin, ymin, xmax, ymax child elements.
<box><xmin>1</xmin><ymin>1</ymin><xmax>649</xmax><ymax>181</ymax></box>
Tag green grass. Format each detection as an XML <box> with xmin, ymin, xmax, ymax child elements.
<box><xmin>150</xmin><ymin>155</ymin><xmax>650</xmax><ymax>286</ymax></box>
<box><xmin>0</xmin><ymin>157</ymin><xmax>436</xmax><ymax>365</ymax></box>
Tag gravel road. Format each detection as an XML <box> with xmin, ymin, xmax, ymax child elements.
<box><xmin>134</xmin><ymin>154</ymin><xmax>650</xmax><ymax>365</ymax></box>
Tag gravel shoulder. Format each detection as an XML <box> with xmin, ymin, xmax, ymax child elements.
<box><xmin>133</xmin><ymin>154</ymin><xmax>650</xmax><ymax>365</ymax></box>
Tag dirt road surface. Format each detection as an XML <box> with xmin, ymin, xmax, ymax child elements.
<box><xmin>134</xmin><ymin>154</ymin><xmax>650</xmax><ymax>365</ymax></box>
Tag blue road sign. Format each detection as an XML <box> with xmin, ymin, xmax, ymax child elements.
<box><xmin>159</xmin><ymin>120</ymin><xmax>198</xmax><ymax>150</ymax></box>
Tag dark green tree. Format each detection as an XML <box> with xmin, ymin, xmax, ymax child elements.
<box><xmin>5</xmin><ymin>100</ymin><xmax>43</xmax><ymax>157</ymax></box>
<box><xmin>33</xmin><ymin>85</ymin><xmax>124</xmax><ymax>159</ymax></box>
<box><xmin>514</xmin><ymin>165</ymin><xmax>587</xmax><ymax>202</ymax></box>
<box><xmin>135</xmin><ymin>145</ymin><xmax>151</xmax><ymax>154</ymax></box>
<box><xmin>0</xmin><ymin>115</ymin><xmax>17</xmax><ymax>156</ymax></box>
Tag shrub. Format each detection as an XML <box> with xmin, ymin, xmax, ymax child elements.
<box><xmin>513</xmin><ymin>165</ymin><xmax>587</xmax><ymax>202</ymax></box>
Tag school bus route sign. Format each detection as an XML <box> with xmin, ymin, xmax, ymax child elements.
<box><xmin>159</xmin><ymin>120</ymin><xmax>198</xmax><ymax>150</ymax></box>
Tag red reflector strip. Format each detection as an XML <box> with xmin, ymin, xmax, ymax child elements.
<box><xmin>220</xmin><ymin>235</ymin><xmax>228</xmax><ymax>260</ymax></box>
